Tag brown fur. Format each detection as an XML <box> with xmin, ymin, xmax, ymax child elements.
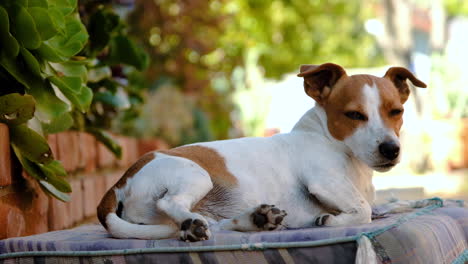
<box><xmin>97</xmin><ymin>152</ymin><xmax>156</xmax><ymax>229</ymax></box>
<box><xmin>298</xmin><ymin>64</ymin><xmax>426</xmax><ymax>142</ymax></box>
<box><xmin>160</xmin><ymin>145</ymin><xmax>238</xmax><ymax>187</ymax></box>
<box><xmin>384</xmin><ymin>67</ymin><xmax>427</xmax><ymax>103</ymax></box>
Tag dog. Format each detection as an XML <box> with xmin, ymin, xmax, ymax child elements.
<box><xmin>97</xmin><ymin>62</ymin><xmax>426</xmax><ymax>241</ymax></box>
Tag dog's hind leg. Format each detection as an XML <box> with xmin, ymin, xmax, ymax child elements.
<box><xmin>154</xmin><ymin>159</ymin><xmax>214</xmax><ymax>242</ymax></box>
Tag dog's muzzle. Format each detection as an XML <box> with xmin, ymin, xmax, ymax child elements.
<box><xmin>378</xmin><ymin>141</ymin><xmax>400</xmax><ymax>161</ymax></box>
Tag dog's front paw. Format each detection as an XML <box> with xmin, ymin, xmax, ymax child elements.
<box><xmin>179</xmin><ymin>218</ymin><xmax>211</xmax><ymax>242</ymax></box>
<box><xmin>251</xmin><ymin>204</ymin><xmax>287</xmax><ymax>230</ymax></box>
<box><xmin>315</xmin><ymin>214</ymin><xmax>335</xmax><ymax>226</ymax></box>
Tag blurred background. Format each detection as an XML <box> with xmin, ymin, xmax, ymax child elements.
<box><xmin>92</xmin><ymin>0</ymin><xmax>467</xmax><ymax>202</ymax></box>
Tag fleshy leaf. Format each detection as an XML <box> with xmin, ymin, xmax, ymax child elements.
<box><xmin>20</xmin><ymin>47</ymin><xmax>41</xmax><ymax>77</ymax></box>
<box><xmin>12</xmin><ymin>145</ymin><xmax>71</xmax><ymax>202</ymax></box>
<box><xmin>28</xmin><ymin>0</ymin><xmax>48</xmax><ymax>8</ymax></box>
<box><xmin>38</xmin><ymin>160</ymin><xmax>66</xmax><ymax>177</ymax></box>
<box><xmin>28</xmin><ymin>7</ymin><xmax>58</xmax><ymax>41</ymax></box>
<box><xmin>48</xmin><ymin>0</ymin><xmax>76</xmax><ymax>16</ymax></box>
<box><xmin>0</xmin><ymin>7</ymin><xmax>20</xmax><ymax>57</ymax></box>
<box><xmin>9</xmin><ymin>3</ymin><xmax>41</xmax><ymax>50</ymax></box>
<box><xmin>39</xmin><ymin>180</ymin><xmax>71</xmax><ymax>202</ymax></box>
<box><xmin>41</xmin><ymin>112</ymin><xmax>73</xmax><ymax>133</ymax></box>
<box><xmin>10</xmin><ymin>124</ymin><xmax>54</xmax><ymax>164</ymax></box>
<box><xmin>0</xmin><ymin>93</ymin><xmax>35</xmax><ymax>125</ymax></box>
<box><xmin>49</xmin><ymin>76</ymin><xmax>92</xmax><ymax>112</ymax></box>
<box><xmin>50</xmin><ymin>61</ymin><xmax>87</xmax><ymax>83</ymax></box>
<box><xmin>27</xmin><ymin>80</ymin><xmax>69</xmax><ymax>123</ymax></box>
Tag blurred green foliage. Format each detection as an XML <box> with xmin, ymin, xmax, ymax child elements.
<box><xmin>444</xmin><ymin>0</ymin><xmax>468</xmax><ymax>16</ymax></box>
<box><xmin>221</xmin><ymin>0</ymin><xmax>383</xmax><ymax>78</ymax></box>
<box><xmin>126</xmin><ymin>0</ymin><xmax>382</xmax><ymax>142</ymax></box>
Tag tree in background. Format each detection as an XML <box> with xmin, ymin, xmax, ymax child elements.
<box><xmin>126</xmin><ymin>0</ymin><xmax>383</xmax><ymax>142</ymax></box>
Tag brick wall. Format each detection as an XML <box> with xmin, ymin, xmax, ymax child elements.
<box><xmin>0</xmin><ymin>123</ymin><xmax>169</xmax><ymax>239</ymax></box>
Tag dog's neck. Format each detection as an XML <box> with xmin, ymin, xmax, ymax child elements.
<box><xmin>291</xmin><ymin>105</ymin><xmax>375</xmax><ymax>203</ymax></box>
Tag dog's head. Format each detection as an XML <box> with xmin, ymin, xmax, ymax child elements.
<box><xmin>298</xmin><ymin>63</ymin><xmax>426</xmax><ymax>172</ymax></box>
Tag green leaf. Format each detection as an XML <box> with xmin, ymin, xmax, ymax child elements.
<box><xmin>36</xmin><ymin>42</ymin><xmax>68</xmax><ymax>62</ymax></box>
<box><xmin>86</xmin><ymin>127</ymin><xmax>122</xmax><ymax>158</ymax></box>
<box><xmin>0</xmin><ymin>93</ymin><xmax>35</xmax><ymax>125</ymax></box>
<box><xmin>9</xmin><ymin>3</ymin><xmax>41</xmax><ymax>50</ymax></box>
<box><xmin>39</xmin><ymin>160</ymin><xmax>66</xmax><ymax>177</ymax></box>
<box><xmin>28</xmin><ymin>80</ymin><xmax>69</xmax><ymax>123</ymax></box>
<box><xmin>10</xmin><ymin>124</ymin><xmax>54</xmax><ymax>164</ymax></box>
<box><xmin>20</xmin><ymin>47</ymin><xmax>41</xmax><ymax>77</ymax></box>
<box><xmin>0</xmin><ymin>7</ymin><xmax>20</xmax><ymax>57</ymax></box>
<box><xmin>38</xmin><ymin>164</ymin><xmax>71</xmax><ymax>192</ymax></box>
<box><xmin>0</xmin><ymin>53</ymin><xmax>39</xmax><ymax>89</ymax></box>
<box><xmin>1</xmin><ymin>58</ymin><xmax>70</xmax><ymax>123</ymax></box>
<box><xmin>39</xmin><ymin>180</ymin><xmax>70</xmax><ymax>202</ymax></box>
<box><xmin>49</xmin><ymin>75</ymin><xmax>81</xmax><ymax>94</ymax></box>
<box><xmin>28</xmin><ymin>0</ymin><xmax>48</xmax><ymax>8</ymax></box>
<box><xmin>39</xmin><ymin>15</ymin><xmax>88</xmax><ymax>60</ymax></box>
<box><xmin>48</xmin><ymin>6</ymin><xmax>65</xmax><ymax>32</ymax></box>
<box><xmin>49</xmin><ymin>76</ymin><xmax>92</xmax><ymax>112</ymax></box>
<box><xmin>48</xmin><ymin>0</ymin><xmax>76</xmax><ymax>16</ymax></box>
<box><xmin>28</xmin><ymin>7</ymin><xmax>58</xmax><ymax>41</ymax></box>
<box><xmin>50</xmin><ymin>61</ymin><xmax>87</xmax><ymax>83</ymax></box>
<box><xmin>41</xmin><ymin>112</ymin><xmax>73</xmax><ymax>133</ymax></box>
<box><xmin>108</xmin><ymin>35</ymin><xmax>149</xmax><ymax>70</ymax></box>
<box><xmin>11</xmin><ymin>145</ymin><xmax>71</xmax><ymax>202</ymax></box>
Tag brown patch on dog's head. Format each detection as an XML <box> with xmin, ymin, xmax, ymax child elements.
<box><xmin>298</xmin><ymin>63</ymin><xmax>426</xmax><ymax>141</ymax></box>
<box><xmin>321</xmin><ymin>74</ymin><xmax>374</xmax><ymax>140</ymax></box>
<box><xmin>383</xmin><ymin>67</ymin><xmax>426</xmax><ymax>103</ymax></box>
<box><xmin>160</xmin><ymin>145</ymin><xmax>238</xmax><ymax>187</ymax></box>
<box><xmin>297</xmin><ymin>63</ymin><xmax>347</xmax><ymax>105</ymax></box>
<box><xmin>97</xmin><ymin>152</ymin><xmax>156</xmax><ymax>229</ymax></box>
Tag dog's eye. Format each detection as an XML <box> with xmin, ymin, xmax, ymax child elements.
<box><xmin>389</xmin><ymin>109</ymin><xmax>403</xmax><ymax>116</ymax></box>
<box><xmin>344</xmin><ymin>111</ymin><xmax>368</xmax><ymax>121</ymax></box>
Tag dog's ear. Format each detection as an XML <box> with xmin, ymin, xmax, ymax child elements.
<box><xmin>384</xmin><ymin>67</ymin><xmax>427</xmax><ymax>104</ymax></box>
<box><xmin>297</xmin><ymin>63</ymin><xmax>347</xmax><ymax>105</ymax></box>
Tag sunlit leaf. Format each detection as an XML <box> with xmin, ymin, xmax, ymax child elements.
<box><xmin>28</xmin><ymin>7</ymin><xmax>58</xmax><ymax>40</ymax></box>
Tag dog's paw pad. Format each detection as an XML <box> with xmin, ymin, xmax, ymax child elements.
<box><xmin>179</xmin><ymin>218</ymin><xmax>210</xmax><ymax>242</ymax></box>
<box><xmin>315</xmin><ymin>214</ymin><xmax>332</xmax><ymax>226</ymax></box>
<box><xmin>251</xmin><ymin>204</ymin><xmax>287</xmax><ymax>230</ymax></box>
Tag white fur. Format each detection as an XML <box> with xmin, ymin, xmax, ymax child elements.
<box><xmin>104</xmin><ymin>81</ymin><xmax>408</xmax><ymax>239</ymax></box>
<box><xmin>344</xmin><ymin>83</ymin><xmax>400</xmax><ymax>172</ymax></box>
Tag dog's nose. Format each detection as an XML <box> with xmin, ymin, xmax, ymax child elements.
<box><xmin>378</xmin><ymin>141</ymin><xmax>400</xmax><ymax>160</ymax></box>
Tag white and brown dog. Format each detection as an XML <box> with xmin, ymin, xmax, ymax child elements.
<box><xmin>97</xmin><ymin>63</ymin><xmax>426</xmax><ymax>241</ymax></box>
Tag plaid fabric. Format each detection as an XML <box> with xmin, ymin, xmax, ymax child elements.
<box><xmin>0</xmin><ymin>198</ymin><xmax>466</xmax><ymax>264</ymax></box>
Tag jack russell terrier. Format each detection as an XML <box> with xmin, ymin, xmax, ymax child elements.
<box><xmin>97</xmin><ymin>63</ymin><xmax>426</xmax><ymax>241</ymax></box>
